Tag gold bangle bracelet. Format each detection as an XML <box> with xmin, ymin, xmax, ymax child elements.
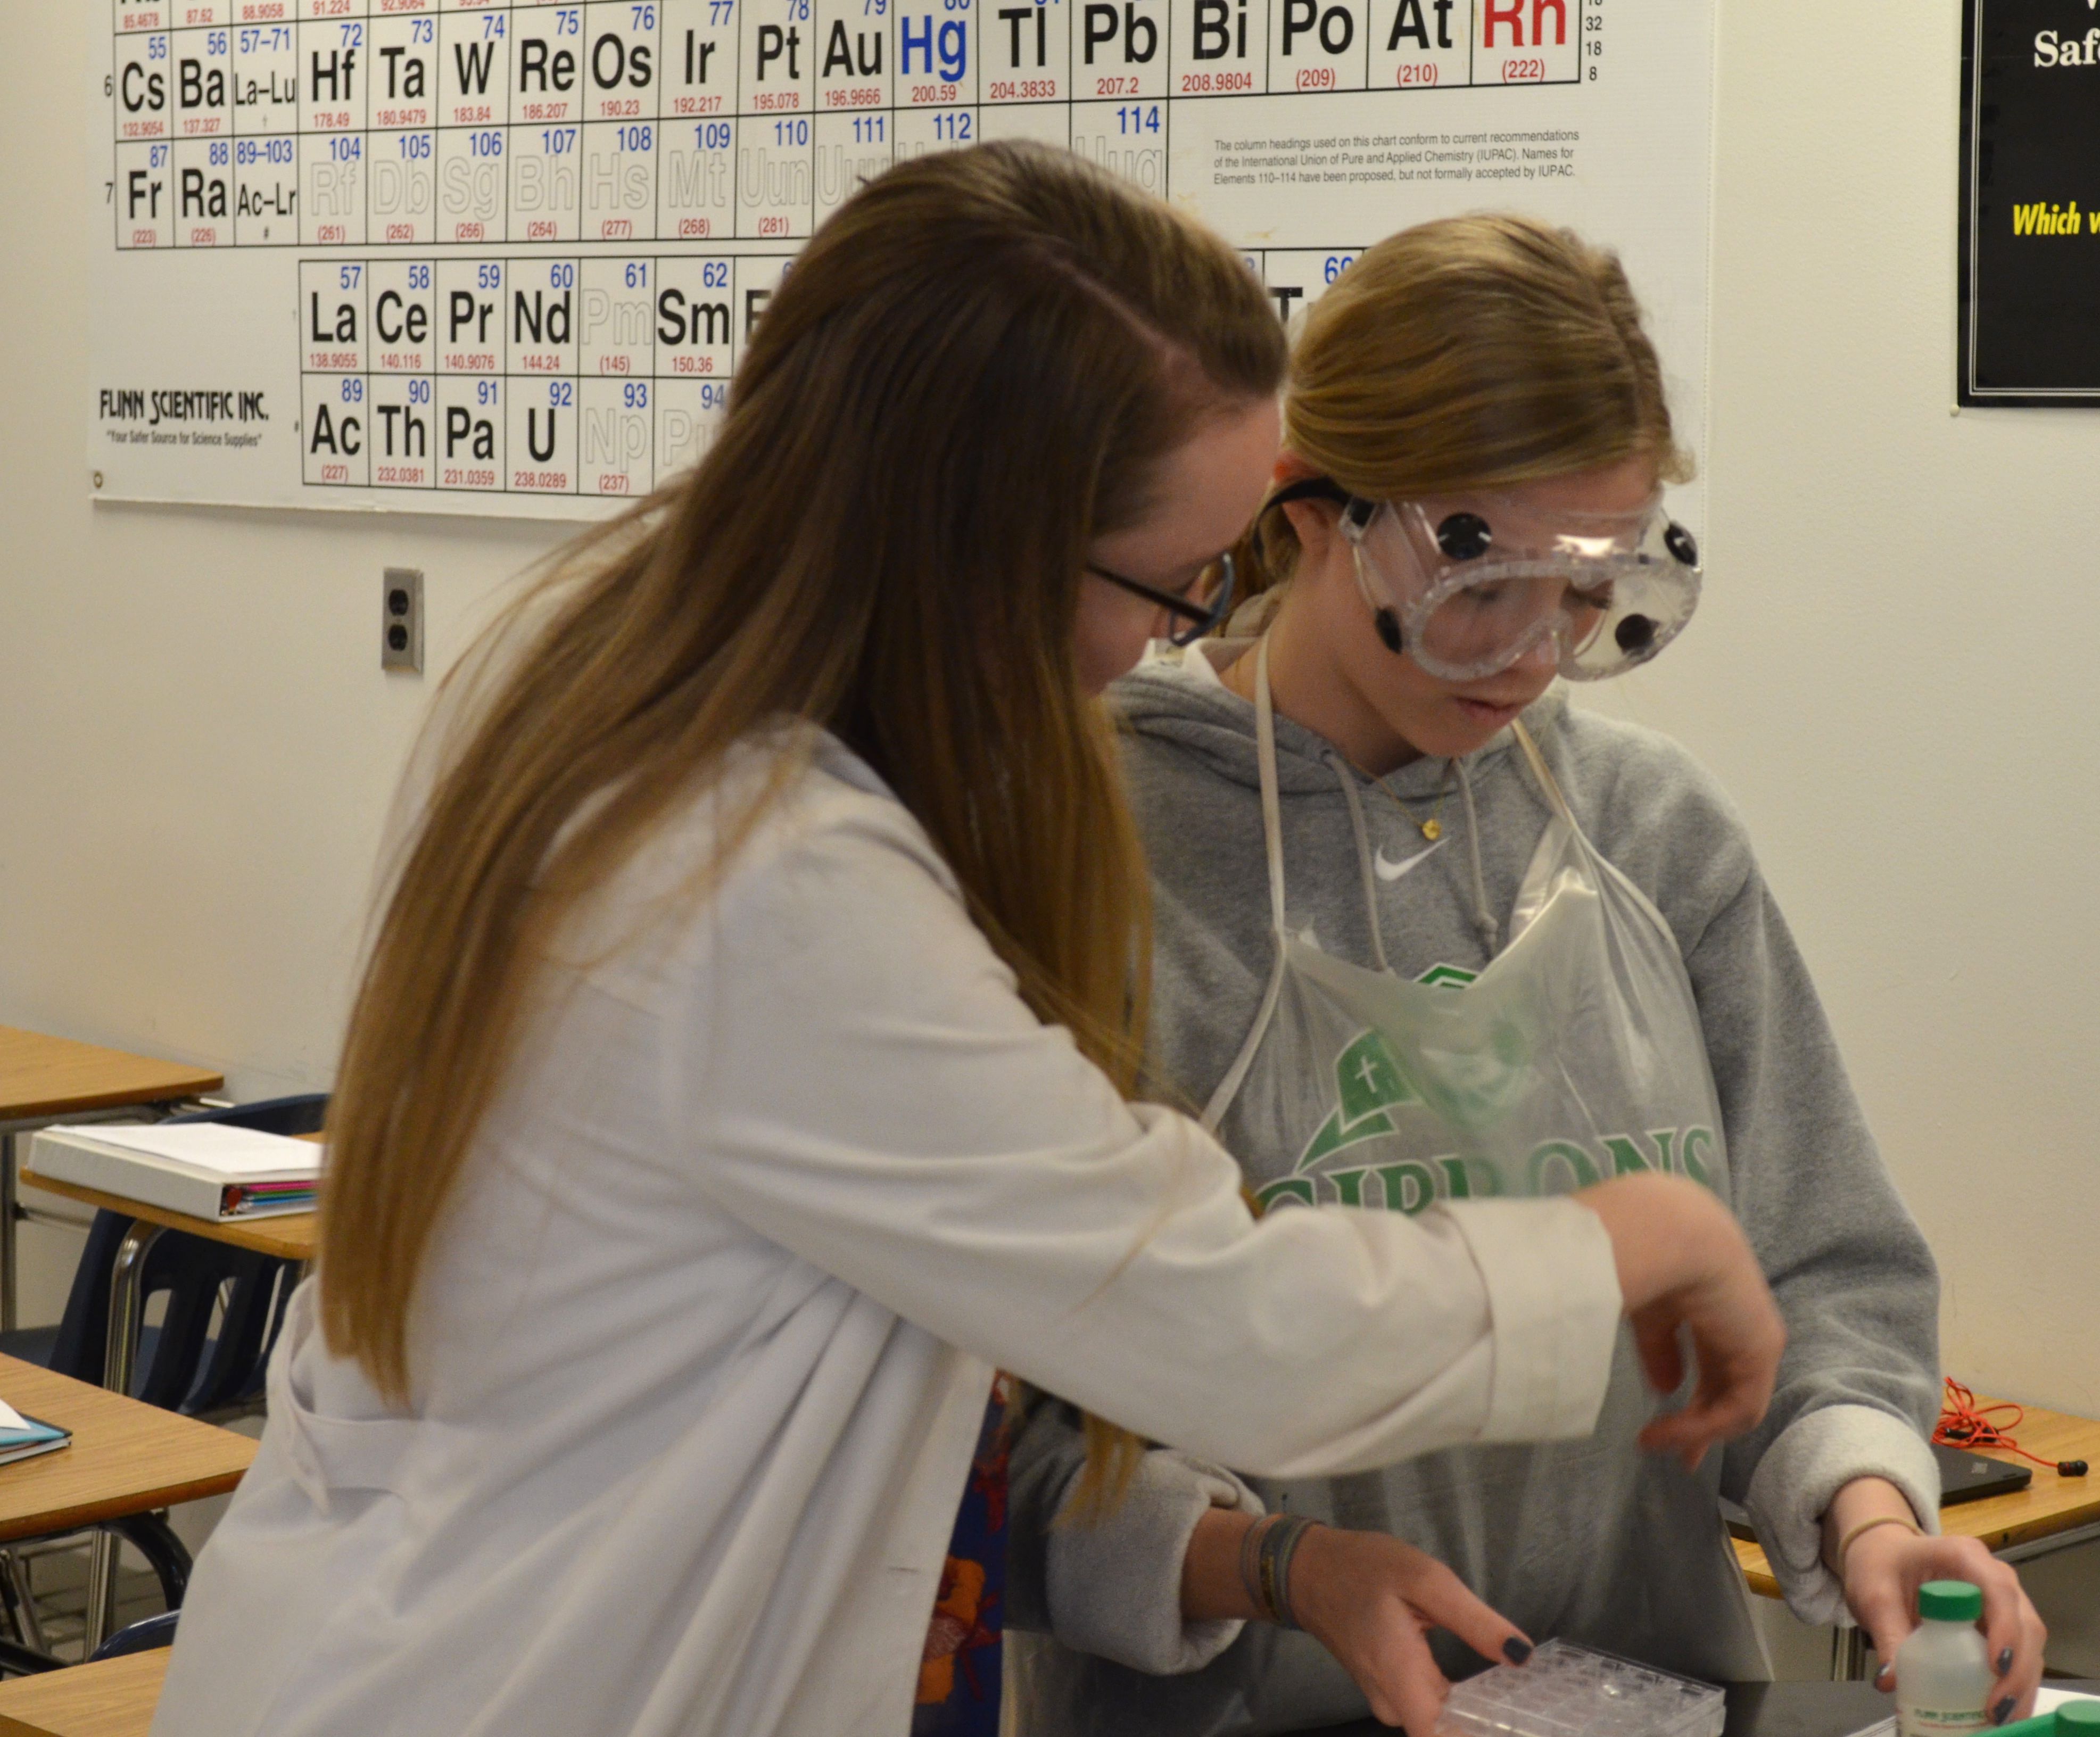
<box><xmin>1836</xmin><ymin>1512</ymin><xmax>1922</xmax><ymax>1576</ymax></box>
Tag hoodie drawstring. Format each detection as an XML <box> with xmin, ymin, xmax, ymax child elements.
<box><xmin>1454</xmin><ymin>758</ymin><xmax>1503</xmax><ymax>958</ymax></box>
<box><xmin>1330</xmin><ymin>762</ymin><xmax>1393</xmax><ymax>975</ymax></box>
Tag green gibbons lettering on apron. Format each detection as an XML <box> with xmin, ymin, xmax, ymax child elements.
<box><xmin>1206</xmin><ymin>638</ymin><xmax>1732</xmax><ymax>1223</ymax></box>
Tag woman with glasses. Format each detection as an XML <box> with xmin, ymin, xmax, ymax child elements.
<box><xmin>1007</xmin><ymin>215</ymin><xmax>2046</xmax><ymax>1736</ymax></box>
<box><xmin>150</xmin><ymin>156</ymin><xmax>1784</xmax><ymax>1737</ymax></box>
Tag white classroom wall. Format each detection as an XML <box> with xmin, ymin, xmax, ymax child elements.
<box><xmin>3</xmin><ymin>0</ymin><xmax>2097</xmax><ymax>1464</ymax></box>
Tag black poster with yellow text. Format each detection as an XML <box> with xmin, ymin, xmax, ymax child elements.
<box><xmin>1960</xmin><ymin>0</ymin><xmax>2100</xmax><ymax>403</ymax></box>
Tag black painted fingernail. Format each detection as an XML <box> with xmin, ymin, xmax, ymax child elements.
<box><xmin>1997</xmin><ymin>1649</ymin><xmax>2015</xmax><ymax>1675</ymax></box>
<box><xmin>1993</xmin><ymin>1699</ymin><xmax>2015</xmax><ymax>1726</ymax></box>
<box><xmin>1504</xmin><ymin>1639</ymin><xmax>1533</xmax><ymax>1666</ymax></box>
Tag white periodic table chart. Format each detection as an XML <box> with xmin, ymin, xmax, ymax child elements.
<box><xmin>86</xmin><ymin>0</ymin><xmax>1715</xmax><ymax>519</ymax></box>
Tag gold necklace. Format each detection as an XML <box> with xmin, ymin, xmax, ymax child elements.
<box><xmin>1371</xmin><ymin>764</ymin><xmax>1454</xmax><ymax>841</ymax></box>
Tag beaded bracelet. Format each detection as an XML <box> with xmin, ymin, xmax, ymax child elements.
<box><xmin>1237</xmin><ymin>1513</ymin><xmax>1279</xmax><ymax>1620</ymax></box>
<box><xmin>1238</xmin><ymin>1513</ymin><xmax>1318</xmax><ymax>1629</ymax></box>
<box><xmin>1261</xmin><ymin>1513</ymin><xmax>1317</xmax><ymax>1630</ymax></box>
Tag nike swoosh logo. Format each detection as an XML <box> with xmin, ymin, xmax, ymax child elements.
<box><xmin>1375</xmin><ymin>840</ymin><xmax>1445</xmax><ymax>882</ymax></box>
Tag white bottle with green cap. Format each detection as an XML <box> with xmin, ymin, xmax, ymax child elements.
<box><xmin>1897</xmin><ymin>1579</ymin><xmax>1992</xmax><ymax>1737</ymax></box>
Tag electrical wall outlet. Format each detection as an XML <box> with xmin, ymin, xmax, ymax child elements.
<box><xmin>382</xmin><ymin>568</ymin><xmax>424</xmax><ymax>673</ymax></box>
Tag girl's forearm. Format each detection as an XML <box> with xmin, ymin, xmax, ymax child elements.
<box><xmin>1180</xmin><ymin>1505</ymin><xmax>1262</xmax><ymax>1620</ymax></box>
<box><xmin>1821</xmin><ymin>1475</ymin><xmax>1922</xmax><ymax>1576</ymax></box>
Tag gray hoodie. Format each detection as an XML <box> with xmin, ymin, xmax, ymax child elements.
<box><xmin>1005</xmin><ymin>644</ymin><xmax>1940</xmax><ymax>1735</ymax></box>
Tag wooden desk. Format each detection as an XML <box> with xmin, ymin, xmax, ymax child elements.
<box><xmin>0</xmin><ymin>1030</ymin><xmax>225</xmax><ymax>1335</ymax></box>
<box><xmin>16</xmin><ymin>1174</ymin><xmax>313</xmax><ymax>1267</ymax></box>
<box><xmin>0</xmin><ymin>1650</ymin><xmax>167</xmax><ymax>1737</ymax></box>
<box><xmin>18</xmin><ymin>1156</ymin><xmax>308</xmax><ymax>1656</ymax></box>
<box><xmin>0</xmin><ymin>1356</ymin><xmax>252</xmax><ymax>1543</ymax></box>
<box><xmin>0</xmin><ymin>1035</ymin><xmax>221</xmax><ymax>1127</ymax></box>
<box><xmin>1734</xmin><ymin>1396</ymin><xmax>2100</xmax><ymax>1598</ymax></box>
<box><xmin>0</xmin><ymin>1350</ymin><xmax>258</xmax><ymax>1660</ymax></box>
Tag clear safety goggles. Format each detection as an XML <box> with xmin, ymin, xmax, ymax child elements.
<box><xmin>1269</xmin><ymin>478</ymin><xmax>1702</xmax><ymax>682</ymax></box>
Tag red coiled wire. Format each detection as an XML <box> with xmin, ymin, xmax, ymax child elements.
<box><xmin>1934</xmin><ymin>1378</ymin><xmax>2067</xmax><ymax>1472</ymax></box>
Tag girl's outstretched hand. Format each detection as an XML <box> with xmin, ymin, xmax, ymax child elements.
<box><xmin>1575</xmin><ymin>1173</ymin><xmax>1787</xmax><ymax>1469</ymax></box>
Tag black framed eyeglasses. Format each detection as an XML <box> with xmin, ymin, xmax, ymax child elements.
<box><xmin>1087</xmin><ymin>551</ymin><xmax>1239</xmax><ymax>647</ymax></box>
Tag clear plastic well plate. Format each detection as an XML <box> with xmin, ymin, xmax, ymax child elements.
<box><xmin>1437</xmin><ymin>1639</ymin><xmax>1726</xmax><ymax>1737</ymax></box>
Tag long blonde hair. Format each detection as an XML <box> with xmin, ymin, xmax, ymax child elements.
<box><xmin>1238</xmin><ymin>212</ymin><xmax>1691</xmax><ymax>603</ymax></box>
<box><xmin>320</xmin><ymin>140</ymin><xmax>1286</xmax><ymax>1507</ymax></box>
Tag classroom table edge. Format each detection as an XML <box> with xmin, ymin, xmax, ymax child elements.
<box><xmin>0</xmin><ymin>1469</ymin><xmax>252</xmax><ymax>1546</ymax></box>
<box><xmin>18</xmin><ymin>1170</ymin><xmax>315</xmax><ymax>1262</ymax></box>
<box><xmin>0</xmin><ymin>1073</ymin><xmax>226</xmax><ymax>1124</ymax></box>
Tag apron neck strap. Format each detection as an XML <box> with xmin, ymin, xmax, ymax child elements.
<box><xmin>1254</xmin><ymin>636</ymin><xmax>1288</xmax><ymax>934</ymax></box>
<box><xmin>1200</xmin><ymin>639</ymin><xmax>1294</xmax><ymax>1134</ymax></box>
<box><xmin>1509</xmin><ymin>718</ymin><xmax>1577</xmax><ymax>826</ymax></box>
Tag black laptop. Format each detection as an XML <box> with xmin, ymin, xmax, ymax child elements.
<box><xmin>1930</xmin><ymin>1441</ymin><xmax>2036</xmax><ymax>1504</ymax></box>
<box><xmin>1720</xmin><ymin>1443</ymin><xmax>2031</xmax><ymax>1540</ymax></box>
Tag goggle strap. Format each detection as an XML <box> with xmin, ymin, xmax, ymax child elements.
<box><xmin>1254</xmin><ymin>475</ymin><xmax>1353</xmax><ymax>573</ymax></box>
<box><xmin>1258</xmin><ymin>477</ymin><xmax>1379</xmax><ymax>578</ymax></box>
<box><xmin>1263</xmin><ymin>475</ymin><xmax>1351</xmax><ymax>514</ymax></box>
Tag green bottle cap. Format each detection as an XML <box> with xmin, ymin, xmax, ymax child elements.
<box><xmin>1917</xmin><ymin>1579</ymin><xmax>1985</xmax><ymax>1622</ymax></box>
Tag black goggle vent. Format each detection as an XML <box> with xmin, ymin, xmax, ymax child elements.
<box><xmin>1664</xmin><ymin>523</ymin><xmax>1699</xmax><ymax>567</ymax></box>
<box><xmin>1436</xmin><ymin>512</ymin><xmax>1494</xmax><ymax>562</ymax></box>
<box><xmin>1615</xmin><ymin>615</ymin><xmax>1658</xmax><ymax>655</ymax></box>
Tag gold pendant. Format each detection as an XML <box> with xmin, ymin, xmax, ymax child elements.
<box><xmin>1421</xmin><ymin>820</ymin><xmax>1443</xmax><ymax>842</ymax></box>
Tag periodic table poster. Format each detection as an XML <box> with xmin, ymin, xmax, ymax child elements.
<box><xmin>87</xmin><ymin>0</ymin><xmax>1714</xmax><ymax>518</ymax></box>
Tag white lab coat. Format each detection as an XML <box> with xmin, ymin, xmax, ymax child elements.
<box><xmin>152</xmin><ymin>735</ymin><xmax>1623</xmax><ymax>1737</ymax></box>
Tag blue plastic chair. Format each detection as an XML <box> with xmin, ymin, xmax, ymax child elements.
<box><xmin>161</xmin><ymin>1094</ymin><xmax>321</xmax><ymax>1411</ymax></box>
<box><xmin>87</xmin><ymin>1609</ymin><xmax>178</xmax><ymax>1663</ymax></box>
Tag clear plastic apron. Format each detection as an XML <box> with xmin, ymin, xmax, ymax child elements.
<box><xmin>1205</xmin><ymin>638</ymin><xmax>1733</xmax><ymax>1219</ymax></box>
